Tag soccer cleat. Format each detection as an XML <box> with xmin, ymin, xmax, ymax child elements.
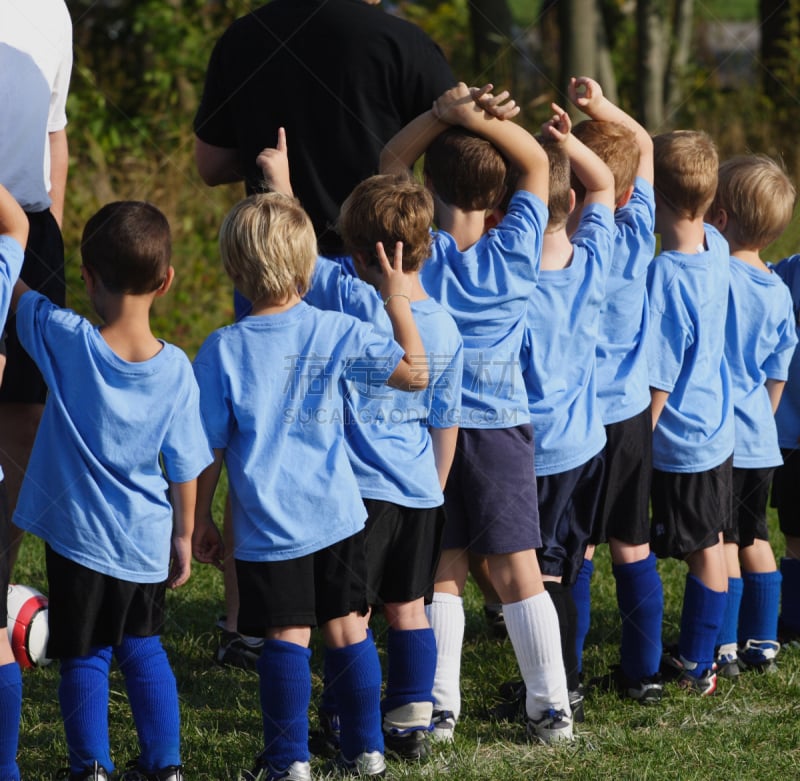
<box><xmin>569</xmin><ymin>686</ymin><xmax>586</xmax><ymax>723</ymax></box>
<box><xmin>117</xmin><ymin>763</ymin><xmax>185</xmax><ymax>781</ymax></box>
<box><xmin>215</xmin><ymin>618</ymin><xmax>263</xmax><ymax>671</ymax></box>
<box><xmin>715</xmin><ymin>651</ymin><xmax>740</xmax><ymax>679</ymax></box>
<box><xmin>526</xmin><ymin>708</ymin><xmax>574</xmax><ymax>744</ymax></box>
<box><xmin>328</xmin><ymin>751</ymin><xmax>386</xmax><ymax>777</ymax></box>
<box><xmin>383</xmin><ymin>724</ymin><xmax>432</xmax><ymax>760</ymax></box>
<box><xmin>739</xmin><ymin>639</ymin><xmax>780</xmax><ymax>673</ymax></box>
<box><xmin>315</xmin><ymin>706</ymin><xmax>341</xmax><ymax>754</ymax></box>
<box><xmin>240</xmin><ymin>755</ymin><xmax>311</xmax><ymax>781</ymax></box>
<box><xmin>488</xmin><ymin>679</ymin><xmax>525</xmax><ymax>722</ymax></box>
<box><xmin>55</xmin><ymin>762</ymin><xmax>109</xmax><ymax>781</ymax></box>
<box><xmin>676</xmin><ymin>668</ymin><xmax>717</xmax><ymax>696</ymax></box>
<box><xmin>430</xmin><ymin>709</ymin><xmax>456</xmax><ymax>743</ymax></box>
<box><xmin>589</xmin><ymin>667</ymin><xmax>663</xmax><ymax>704</ymax></box>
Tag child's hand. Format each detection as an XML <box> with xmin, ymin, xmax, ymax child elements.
<box><xmin>192</xmin><ymin>517</ymin><xmax>224</xmax><ymax>571</ymax></box>
<box><xmin>471</xmin><ymin>84</ymin><xmax>520</xmax><ymax>121</ymax></box>
<box><xmin>168</xmin><ymin>535</ymin><xmax>192</xmax><ymax>589</ymax></box>
<box><xmin>432</xmin><ymin>82</ymin><xmax>480</xmax><ymax>125</ymax></box>
<box><xmin>377</xmin><ymin>241</ymin><xmax>413</xmax><ymax>305</ymax></box>
<box><xmin>569</xmin><ymin>76</ymin><xmax>603</xmax><ymax>114</ymax></box>
<box><xmin>256</xmin><ymin>127</ymin><xmax>293</xmax><ymax>197</ymax></box>
<box><xmin>541</xmin><ymin>102</ymin><xmax>572</xmax><ymax>143</ymax></box>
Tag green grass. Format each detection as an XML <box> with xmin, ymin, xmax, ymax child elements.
<box><xmin>12</xmin><ymin>502</ymin><xmax>800</xmax><ymax>780</ymax></box>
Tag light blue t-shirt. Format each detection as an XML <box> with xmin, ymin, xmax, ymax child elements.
<box><xmin>596</xmin><ymin>178</ymin><xmax>656</xmax><ymax>424</ymax></box>
<box><xmin>522</xmin><ymin>203</ymin><xmax>614</xmax><ymax>475</ymax></box>
<box><xmin>420</xmin><ymin>189</ymin><xmax>546</xmax><ymax>429</ymax></box>
<box><xmin>0</xmin><ymin>236</ymin><xmax>25</xmax><ymax>483</ymax></box>
<box><xmin>13</xmin><ymin>291</ymin><xmax>213</xmax><ymax>583</ymax></box>
<box><xmin>726</xmin><ymin>256</ymin><xmax>797</xmax><ymax>468</ymax></box>
<box><xmin>193</xmin><ymin>301</ymin><xmax>405</xmax><ymax>562</ymax></box>
<box><xmin>306</xmin><ymin>257</ymin><xmax>463</xmax><ymax>507</ymax></box>
<box><xmin>772</xmin><ymin>255</ymin><xmax>800</xmax><ymax>450</ymax></box>
<box><xmin>646</xmin><ymin>225</ymin><xmax>735</xmax><ymax>472</ymax></box>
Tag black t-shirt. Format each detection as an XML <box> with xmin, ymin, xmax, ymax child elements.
<box><xmin>194</xmin><ymin>0</ymin><xmax>455</xmax><ymax>254</ymax></box>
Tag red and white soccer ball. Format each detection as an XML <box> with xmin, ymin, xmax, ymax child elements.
<box><xmin>6</xmin><ymin>584</ymin><xmax>51</xmax><ymax>668</ymax></box>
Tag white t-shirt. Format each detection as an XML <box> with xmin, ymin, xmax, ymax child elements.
<box><xmin>0</xmin><ymin>0</ymin><xmax>72</xmax><ymax>211</ymax></box>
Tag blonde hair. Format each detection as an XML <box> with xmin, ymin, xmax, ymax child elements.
<box><xmin>653</xmin><ymin>130</ymin><xmax>718</xmax><ymax>219</ymax></box>
<box><xmin>572</xmin><ymin>120</ymin><xmax>638</xmax><ymax>204</ymax></box>
<box><xmin>219</xmin><ymin>193</ymin><xmax>317</xmax><ymax>302</ymax></box>
<box><xmin>709</xmin><ymin>154</ymin><xmax>796</xmax><ymax>249</ymax></box>
<box><xmin>338</xmin><ymin>173</ymin><xmax>434</xmax><ymax>272</ymax></box>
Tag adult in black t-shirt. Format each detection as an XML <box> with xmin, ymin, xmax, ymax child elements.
<box><xmin>194</xmin><ymin>0</ymin><xmax>455</xmax><ymax>256</ymax></box>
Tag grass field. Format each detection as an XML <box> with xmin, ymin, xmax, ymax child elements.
<box><xmin>12</xmin><ymin>490</ymin><xmax>800</xmax><ymax>780</ymax></box>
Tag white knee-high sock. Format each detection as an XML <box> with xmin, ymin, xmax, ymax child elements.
<box><xmin>504</xmin><ymin>591</ymin><xmax>570</xmax><ymax>720</ymax></box>
<box><xmin>425</xmin><ymin>591</ymin><xmax>465</xmax><ymax>721</ymax></box>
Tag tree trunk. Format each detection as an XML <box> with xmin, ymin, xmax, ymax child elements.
<box><xmin>469</xmin><ymin>0</ymin><xmax>515</xmax><ymax>87</ymax></box>
<box><xmin>637</xmin><ymin>0</ymin><xmax>667</xmax><ymax>130</ymax></box>
<box><xmin>664</xmin><ymin>0</ymin><xmax>695</xmax><ymax>125</ymax></box>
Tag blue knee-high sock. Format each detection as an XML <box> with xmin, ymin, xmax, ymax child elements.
<box><xmin>571</xmin><ymin>558</ymin><xmax>594</xmax><ymax>675</ymax></box>
<box><xmin>116</xmin><ymin>635</ymin><xmax>180</xmax><ymax>771</ymax></box>
<box><xmin>613</xmin><ymin>553</ymin><xmax>664</xmax><ymax>681</ymax></box>
<box><xmin>0</xmin><ymin>661</ymin><xmax>22</xmax><ymax>781</ymax></box>
<box><xmin>59</xmin><ymin>647</ymin><xmax>114</xmax><ymax>773</ymax></box>
<box><xmin>257</xmin><ymin>639</ymin><xmax>311</xmax><ymax>768</ymax></box>
<box><xmin>780</xmin><ymin>558</ymin><xmax>800</xmax><ymax>632</ymax></box>
<box><xmin>716</xmin><ymin>577</ymin><xmax>743</xmax><ymax>652</ymax></box>
<box><xmin>327</xmin><ymin>635</ymin><xmax>383</xmax><ymax>760</ymax></box>
<box><xmin>679</xmin><ymin>574</ymin><xmax>727</xmax><ymax>675</ymax></box>
<box><xmin>739</xmin><ymin>570</ymin><xmax>782</xmax><ymax>644</ymax></box>
<box><xmin>382</xmin><ymin>628</ymin><xmax>435</xmax><ymax>717</ymax></box>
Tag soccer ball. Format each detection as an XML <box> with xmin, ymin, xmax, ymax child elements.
<box><xmin>6</xmin><ymin>584</ymin><xmax>52</xmax><ymax>668</ymax></box>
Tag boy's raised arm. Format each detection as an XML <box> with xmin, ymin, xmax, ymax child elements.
<box><xmin>256</xmin><ymin>127</ymin><xmax>294</xmax><ymax>197</ymax></box>
<box><xmin>379</xmin><ymin>108</ymin><xmax>450</xmax><ymax>177</ymax></box>
<box><xmin>542</xmin><ymin>103</ymin><xmax>616</xmax><ymax>213</ymax></box>
<box><xmin>569</xmin><ymin>76</ymin><xmax>653</xmax><ymax>185</ymax></box>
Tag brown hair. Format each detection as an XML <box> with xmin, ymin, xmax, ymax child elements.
<box><xmin>81</xmin><ymin>201</ymin><xmax>171</xmax><ymax>294</ymax></box>
<box><xmin>709</xmin><ymin>154</ymin><xmax>796</xmax><ymax>249</ymax></box>
<box><xmin>338</xmin><ymin>173</ymin><xmax>434</xmax><ymax>272</ymax></box>
<box><xmin>539</xmin><ymin>138</ymin><xmax>571</xmax><ymax>230</ymax></box>
<box><xmin>653</xmin><ymin>130</ymin><xmax>718</xmax><ymax>219</ymax></box>
<box><xmin>423</xmin><ymin>127</ymin><xmax>508</xmax><ymax>211</ymax></box>
<box><xmin>219</xmin><ymin>193</ymin><xmax>317</xmax><ymax>302</ymax></box>
<box><xmin>572</xmin><ymin>119</ymin><xmax>638</xmax><ymax>204</ymax></box>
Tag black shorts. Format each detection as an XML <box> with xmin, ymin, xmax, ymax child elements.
<box><xmin>592</xmin><ymin>407</ymin><xmax>652</xmax><ymax>545</ymax></box>
<box><xmin>0</xmin><ymin>482</ymin><xmax>8</xmax><ymax>628</ymax></box>
<box><xmin>0</xmin><ymin>209</ymin><xmax>65</xmax><ymax>404</ymax></box>
<box><xmin>236</xmin><ymin>530</ymin><xmax>368</xmax><ymax>634</ymax></box>
<box><xmin>772</xmin><ymin>449</ymin><xmax>800</xmax><ymax>537</ymax></box>
<box><xmin>537</xmin><ymin>453</ymin><xmax>605</xmax><ymax>586</ymax></box>
<box><xmin>45</xmin><ymin>545</ymin><xmax>165</xmax><ymax>659</ymax></box>
<box><xmin>723</xmin><ymin>467</ymin><xmax>773</xmax><ymax>547</ymax></box>
<box><xmin>363</xmin><ymin>499</ymin><xmax>445</xmax><ymax>605</ymax></box>
<box><xmin>650</xmin><ymin>457</ymin><xmax>733</xmax><ymax>560</ymax></box>
<box><xmin>442</xmin><ymin>425</ymin><xmax>541</xmax><ymax>555</ymax></box>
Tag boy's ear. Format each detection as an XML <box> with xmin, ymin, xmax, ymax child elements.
<box><xmin>154</xmin><ymin>266</ymin><xmax>175</xmax><ymax>297</ymax></box>
<box><xmin>568</xmin><ymin>188</ymin><xmax>577</xmax><ymax>215</ymax></box>
<box><xmin>616</xmin><ymin>184</ymin><xmax>635</xmax><ymax>209</ymax></box>
<box><xmin>80</xmin><ymin>264</ymin><xmax>96</xmax><ymax>295</ymax></box>
<box><xmin>707</xmin><ymin>207</ymin><xmax>728</xmax><ymax>233</ymax></box>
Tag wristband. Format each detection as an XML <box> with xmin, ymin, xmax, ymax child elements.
<box><xmin>383</xmin><ymin>294</ymin><xmax>411</xmax><ymax>308</ymax></box>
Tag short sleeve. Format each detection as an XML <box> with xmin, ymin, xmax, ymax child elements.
<box><xmin>763</xmin><ymin>291</ymin><xmax>799</xmax><ymax>381</ymax></box>
<box><xmin>193</xmin><ymin>335</ymin><xmax>235</xmax><ymax>450</ymax></box>
<box><xmin>427</xmin><ymin>339</ymin><xmax>463</xmax><ymax>429</ymax></box>
<box><xmin>647</xmin><ymin>261</ymin><xmax>692</xmax><ymax>392</ymax></box>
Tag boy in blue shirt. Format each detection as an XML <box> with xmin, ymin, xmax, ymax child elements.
<box><xmin>772</xmin><ymin>255</ymin><xmax>800</xmax><ymax>644</ymax></box>
<box><xmin>11</xmin><ymin>200</ymin><xmax>213</xmax><ymax>781</ymax></box>
<box><xmin>0</xmin><ymin>185</ymin><xmax>28</xmax><ymax>781</ymax></box>
<box><xmin>647</xmin><ymin>130</ymin><xmax>734</xmax><ymax>696</ymax></box>
<box><xmin>521</xmin><ymin>105</ymin><xmax>615</xmax><ymax>719</ymax></box>
<box><xmin>381</xmin><ymin>83</ymin><xmax>573</xmax><ymax>743</ymax></box>
<box><xmin>707</xmin><ymin>155</ymin><xmax>797</xmax><ymax>675</ymax></box>
<box><xmin>567</xmin><ymin>78</ymin><xmax>665</xmax><ymax>703</ymax></box>
<box><xmin>192</xmin><ymin>192</ymin><xmax>430</xmax><ymax>780</ymax></box>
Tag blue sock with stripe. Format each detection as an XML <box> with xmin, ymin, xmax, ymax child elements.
<box><xmin>382</xmin><ymin>628</ymin><xmax>435</xmax><ymax>717</ymax></box>
<box><xmin>571</xmin><ymin>558</ymin><xmax>594</xmax><ymax>675</ymax></box>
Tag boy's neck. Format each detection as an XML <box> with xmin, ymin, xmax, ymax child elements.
<box><xmin>97</xmin><ymin>293</ymin><xmax>161</xmax><ymax>363</ymax></box>
<box><xmin>436</xmin><ymin>201</ymin><xmax>489</xmax><ymax>252</ymax></box>
<box><xmin>540</xmin><ymin>227</ymin><xmax>574</xmax><ymax>271</ymax></box>
<box><xmin>731</xmin><ymin>247</ymin><xmax>770</xmax><ymax>273</ymax></box>
<box><xmin>658</xmin><ymin>215</ymin><xmax>707</xmax><ymax>254</ymax></box>
<box><xmin>250</xmin><ymin>291</ymin><xmax>302</xmax><ymax>316</ymax></box>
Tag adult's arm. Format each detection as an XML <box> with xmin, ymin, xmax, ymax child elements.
<box><xmin>48</xmin><ymin>129</ymin><xmax>68</xmax><ymax>227</ymax></box>
<box><xmin>195</xmin><ymin>138</ymin><xmax>243</xmax><ymax>187</ymax></box>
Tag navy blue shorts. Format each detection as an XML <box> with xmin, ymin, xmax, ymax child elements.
<box><xmin>236</xmin><ymin>530</ymin><xmax>368</xmax><ymax>634</ymax></box>
<box><xmin>363</xmin><ymin>500</ymin><xmax>445</xmax><ymax>605</ymax></box>
<box><xmin>592</xmin><ymin>407</ymin><xmax>652</xmax><ymax>546</ymax></box>
<box><xmin>0</xmin><ymin>209</ymin><xmax>65</xmax><ymax>404</ymax></box>
<box><xmin>442</xmin><ymin>425</ymin><xmax>540</xmax><ymax>555</ymax></box>
<box><xmin>651</xmin><ymin>456</ymin><xmax>733</xmax><ymax>560</ymax></box>
<box><xmin>772</xmin><ymin>449</ymin><xmax>800</xmax><ymax>537</ymax></box>
<box><xmin>537</xmin><ymin>452</ymin><xmax>605</xmax><ymax>586</ymax></box>
<box><xmin>723</xmin><ymin>466</ymin><xmax>773</xmax><ymax>548</ymax></box>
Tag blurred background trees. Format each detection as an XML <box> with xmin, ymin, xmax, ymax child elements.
<box><xmin>61</xmin><ymin>0</ymin><xmax>798</xmax><ymax>351</ymax></box>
